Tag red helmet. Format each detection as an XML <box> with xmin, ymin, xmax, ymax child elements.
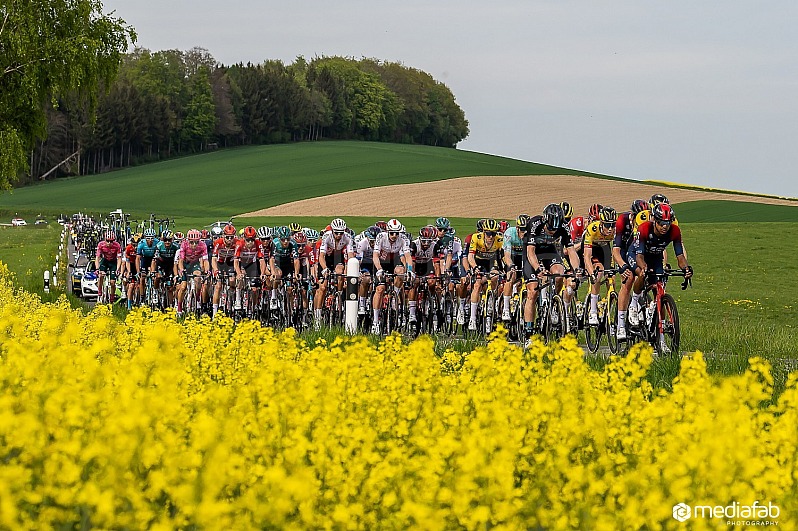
<box><xmin>631</xmin><ymin>199</ymin><xmax>650</xmax><ymax>215</ymax></box>
<box><xmin>187</xmin><ymin>229</ymin><xmax>201</xmax><ymax>241</ymax></box>
<box><xmin>173</xmin><ymin>231</ymin><xmax>185</xmax><ymax>242</ymax></box>
<box><xmin>292</xmin><ymin>231</ymin><xmax>307</xmax><ymax>245</ymax></box>
<box><xmin>243</xmin><ymin>226</ymin><xmax>257</xmax><ymax>239</ymax></box>
<box><xmin>419</xmin><ymin>226</ymin><xmax>437</xmax><ymax>240</ymax></box>
<box><xmin>498</xmin><ymin>220</ymin><xmax>509</xmax><ymax>232</ymax></box>
<box><xmin>105</xmin><ymin>230</ymin><xmax>116</xmax><ymax>242</ymax></box>
<box><xmin>588</xmin><ymin>203</ymin><xmax>604</xmax><ymax>221</ymax></box>
<box><xmin>223</xmin><ymin>224</ymin><xmax>236</xmax><ymax>236</ymax></box>
<box><xmin>652</xmin><ymin>203</ymin><xmax>675</xmax><ymax>223</ymax></box>
<box><xmin>200</xmin><ymin>229</ymin><xmax>209</xmax><ymax>239</ymax></box>
<box><xmin>375</xmin><ymin>220</ymin><xmax>388</xmax><ymax>231</ymax></box>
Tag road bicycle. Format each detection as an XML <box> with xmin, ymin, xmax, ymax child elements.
<box><xmin>582</xmin><ymin>267</ymin><xmax>620</xmax><ymax>354</ymax></box>
<box><xmin>621</xmin><ymin>268</ymin><xmax>691</xmax><ymax>356</ymax></box>
<box><xmin>534</xmin><ymin>271</ymin><xmax>577</xmax><ymax>344</ymax></box>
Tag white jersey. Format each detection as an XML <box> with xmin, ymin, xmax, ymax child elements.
<box><xmin>319</xmin><ymin>230</ymin><xmax>354</xmax><ymax>256</ymax></box>
<box><xmin>374</xmin><ymin>232</ymin><xmax>410</xmax><ymax>262</ymax></box>
<box><xmin>410</xmin><ymin>238</ymin><xmax>439</xmax><ymax>265</ymax></box>
<box><xmin>355</xmin><ymin>235</ymin><xmax>375</xmax><ymax>262</ymax></box>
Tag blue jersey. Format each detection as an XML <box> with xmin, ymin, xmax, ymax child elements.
<box><xmin>272</xmin><ymin>239</ymin><xmax>299</xmax><ymax>261</ymax></box>
<box><xmin>136</xmin><ymin>239</ymin><xmax>160</xmax><ymax>259</ymax></box>
<box><xmin>153</xmin><ymin>240</ymin><xmax>180</xmax><ymax>260</ymax></box>
<box><xmin>502</xmin><ymin>227</ymin><xmax>524</xmax><ymax>258</ymax></box>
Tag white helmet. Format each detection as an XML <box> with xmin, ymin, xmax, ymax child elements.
<box><xmin>330</xmin><ymin>218</ymin><xmax>347</xmax><ymax>231</ymax></box>
<box><xmin>386</xmin><ymin>218</ymin><xmax>402</xmax><ymax>232</ymax></box>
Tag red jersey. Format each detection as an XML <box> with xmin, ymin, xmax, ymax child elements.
<box><xmin>96</xmin><ymin>241</ymin><xmax>122</xmax><ymax>261</ymax></box>
<box><xmin>212</xmin><ymin>237</ymin><xmax>238</xmax><ymax>265</ymax></box>
<box><xmin>124</xmin><ymin>243</ymin><xmax>137</xmax><ymax>263</ymax></box>
<box><xmin>568</xmin><ymin>216</ymin><xmax>585</xmax><ymax>243</ymax></box>
<box><xmin>234</xmin><ymin>239</ymin><xmax>265</xmax><ymax>266</ymax></box>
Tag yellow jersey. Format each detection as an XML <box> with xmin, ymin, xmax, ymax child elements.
<box><xmin>469</xmin><ymin>232</ymin><xmax>504</xmax><ymax>262</ymax></box>
<box><xmin>583</xmin><ymin>220</ymin><xmax>615</xmax><ymax>247</ymax></box>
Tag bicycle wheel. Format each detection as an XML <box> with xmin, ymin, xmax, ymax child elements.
<box><xmin>606</xmin><ymin>291</ymin><xmax>619</xmax><ymax>354</ymax></box>
<box><xmin>442</xmin><ymin>292</ymin><xmax>455</xmax><ymax>336</ymax></box>
<box><xmin>583</xmin><ymin>293</ymin><xmax>599</xmax><ymax>353</ymax></box>
<box><xmin>656</xmin><ymin>293</ymin><xmax>680</xmax><ymax>356</ymax></box>
<box><xmin>483</xmin><ymin>291</ymin><xmax>495</xmax><ymax>336</ymax></box>
<box><xmin>564</xmin><ymin>295</ymin><xmax>577</xmax><ymax>337</ymax></box>
<box><xmin>546</xmin><ymin>295</ymin><xmax>567</xmax><ymax>343</ymax></box>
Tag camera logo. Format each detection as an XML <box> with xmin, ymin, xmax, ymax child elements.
<box><xmin>673</xmin><ymin>503</ymin><xmax>692</xmax><ymax>522</ymax></box>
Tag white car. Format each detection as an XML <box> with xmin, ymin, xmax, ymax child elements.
<box><xmin>80</xmin><ymin>262</ymin><xmax>99</xmax><ymax>299</ymax></box>
<box><xmin>11</xmin><ymin>218</ymin><xmax>27</xmax><ymax>226</ymax></box>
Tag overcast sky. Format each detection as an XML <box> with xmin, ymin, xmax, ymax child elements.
<box><xmin>103</xmin><ymin>1</ymin><xmax>798</xmax><ymax>198</ymax></box>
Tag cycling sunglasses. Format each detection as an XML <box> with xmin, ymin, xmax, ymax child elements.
<box><xmin>484</xmin><ymin>231</ymin><xmax>497</xmax><ymax>237</ymax></box>
<box><xmin>245</xmin><ymin>237</ymin><xmax>256</xmax><ymax>242</ymax></box>
<box><xmin>388</xmin><ymin>231</ymin><xmax>399</xmax><ymax>236</ymax></box>
<box><xmin>601</xmin><ymin>222</ymin><xmax>615</xmax><ymax>230</ymax></box>
<box><xmin>655</xmin><ymin>219</ymin><xmax>672</xmax><ymax>227</ymax></box>
<box><xmin>224</xmin><ymin>235</ymin><xmax>235</xmax><ymax>240</ymax></box>
<box><xmin>333</xmin><ymin>231</ymin><xmax>345</xmax><ymax>235</ymax></box>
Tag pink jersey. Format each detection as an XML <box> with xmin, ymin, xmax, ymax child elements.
<box><xmin>96</xmin><ymin>240</ymin><xmax>122</xmax><ymax>261</ymax></box>
<box><xmin>179</xmin><ymin>240</ymin><xmax>208</xmax><ymax>263</ymax></box>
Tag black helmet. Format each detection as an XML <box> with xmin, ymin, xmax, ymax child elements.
<box><xmin>559</xmin><ymin>201</ymin><xmax>574</xmax><ymax>221</ymax></box>
<box><xmin>542</xmin><ymin>203</ymin><xmax>565</xmax><ymax>230</ymax></box>
<box><xmin>650</xmin><ymin>193</ymin><xmax>670</xmax><ymax>206</ymax></box>
<box><xmin>631</xmin><ymin>199</ymin><xmax>650</xmax><ymax>215</ymax></box>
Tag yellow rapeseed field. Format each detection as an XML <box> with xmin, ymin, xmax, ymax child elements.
<box><xmin>0</xmin><ymin>262</ymin><xmax>795</xmax><ymax>529</ymax></box>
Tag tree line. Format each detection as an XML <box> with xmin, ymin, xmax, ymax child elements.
<box><xmin>24</xmin><ymin>47</ymin><xmax>469</xmax><ymax>185</ymax></box>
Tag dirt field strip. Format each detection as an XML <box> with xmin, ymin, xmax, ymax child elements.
<box><xmin>240</xmin><ymin>175</ymin><xmax>796</xmax><ymax>218</ymax></box>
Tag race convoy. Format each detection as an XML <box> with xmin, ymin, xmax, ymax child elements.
<box><xmin>67</xmin><ymin>196</ymin><xmax>693</xmax><ymax>355</ymax></box>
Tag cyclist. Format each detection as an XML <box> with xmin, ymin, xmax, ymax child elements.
<box><xmin>612</xmin><ymin>199</ymin><xmax>655</xmax><ymax>338</ymax></box>
<box><xmin>408</xmin><ymin>225</ymin><xmax>442</xmax><ymax>327</ymax></box>
<box><xmin>291</xmin><ymin>230</ymin><xmax>315</xmax><ymax>315</ymax></box>
<box><xmin>176</xmin><ymin>229</ymin><xmax>210</xmax><ymax>317</ymax></box>
<box><xmin>633</xmin><ymin>203</ymin><xmax>693</xmax><ymax>352</ymax></box>
<box><xmin>122</xmin><ymin>234</ymin><xmax>140</xmax><ymax>309</ymax></box>
<box><xmin>269</xmin><ymin>226</ymin><xmax>301</xmax><ymax>311</ymax></box>
<box><xmin>315</xmin><ymin>218</ymin><xmax>354</xmax><ymax>328</ymax></box>
<box><xmin>371</xmin><ymin>218</ymin><xmax>413</xmax><ymax>334</ymax></box>
<box><xmin>152</xmin><ymin>230</ymin><xmax>180</xmax><ymax>309</ymax></box>
<box><xmin>233</xmin><ymin>226</ymin><xmax>269</xmax><ymax>313</ymax></box>
<box><xmin>466</xmin><ymin>218</ymin><xmax>504</xmax><ymax>331</ymax></box>
<box><xmin>355</xmin><ymin>225</ymin><xmax>381</xmax><ymax>315</ymax></box>
<box><xmin>288</xmin><ymin>222</ymin><xmax>303</xmax><ymax>237</ymax></box>
<box><xmin>501</xmin><ymin>214</ymin><xmax>529</xmax><ymax>321</ymax></box>
<box><xmin>434</xmin><ymin>221</ymin><xmax>466</xmax><ymax>324</ymax></box>
<box><xmin>522</xmin><ymin>204</ymin><xmax>581</xmax><ymax>342</ymax></box>
<box><xmin>135</xmin><ymin>228</ymin><xmax>159</xmax><ymax>307</ymax></box>
<box><xmin>95</xmin><ymin>230</ymin><xmax>122</xmax><ymax>304</ymax></box>
<box><xmin>583</xmin><ymin>206</ymin><xmax>617</xmax><ymax>325</ymax></box>
<box><xmin>211</xmin><ymin>224</ymin><xmax>239</xmax><ymax>317</ymax></box>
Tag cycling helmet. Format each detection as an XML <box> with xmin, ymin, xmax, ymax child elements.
<box><xmin>499</xmin><ymin>220</ymin><xmax>509</xmax><ymax>232</ymax></box>
<box><xmin>375</xmin><ymin>220</ymin><xmax>388</xmax><ymax>231</ymax></box>
<box><xmin>200</xmin><ymin>229</ymin><xmax>209</xmax><ymax>239</ymax></box>
<box><xmin>173</xmin><ymin>231</ymin><xmax>184</xmax><ymax>242</ymax></box>
<box><xmin>476</xmin><ymin>218</ymin><xmax>486</xmax><ymax>231</ymax></box>
<box><xmin>631</xmin><ymin>199</ymin><xmax>650</xmax><ymax>215</ymax></box>
<box><xmin>256</xmin><ymin>226</ymin><xmax>269</xmax><ymax>239</ymax></box>
<box><xmin>288</xmin><ymin>222</ymin><xmax>302</xmax><ymax>233</ymax></box>
<box><xmin>588</xmin><ymin>203</ymin><xmax>604</xmax><ymax>221</ymax></box>
<box><xmin>210</xmin><ymin>226</ymin><xmax>223</xmax><ymax>237</ymax></box>
<box><xmin>243</xmin><ymin>226</ymin><xmax>257</xmax><ymax>239</ymax></box>
<box><xmin>187</xmin><ymin>229</ymin><xmax>201</xmax><ymax>241</ymax></box>
<box><xmin>306</xmin><ymin>229</ymin><xmax>321</xmax><ymax>242</ymax></box>
<box><xmin>366</xmin><ymin>225</ymin><xmax>381</xmax><ymax>240</ymax></box>
<box><xmin>346</xmin><ymin>227</ymin><xmax>355</xmax><ymax>237</ymax></box>
<box><xmin>482</xmin><ymin>219</ymin><xmax>500</xmax><ymax>233</ymax></box>
<box><xmin>435</xmin><ymin>216</ymin><xmax>451</xmax><ymax>230</ymax></box>
<box><xmin>650</xmin><ymin>193</ymin><xmax>670</xmax><ymax>206</ymax></box>
<box><xmin>330</xmin><ymin>218</ymin><xmax>347</xmax><ymax>232</ymax></box>
<box><xmin>386</xmin><ymin>219</ymin><xmax>402</xmax><ymax>232</ymax></box>
<box><xmin>223</xmin><ymin>224</ymin><xmax>236</xmax><ymax>236</ymax></box>
<box><xmin>105</xmin><ymin>230</ymin><xmax>116</xmax><ymax>241</ymax></box>
<box><xmin>292</xmin><ymin>231</ymin><xmax>307</xmax><ymax>245</ymax></box>
<box><xmin>275</xmin><ymin>226</ymin><xmax>291</xmax><ymax>240</ymax></box>
<box><xmin>542</xmin><ymin>203</ymin><xmax>565</xmax><ymax>230</ymax></box>
<box><xmin>143</xmin><ymin>228</ymin><xmax>157</xmax><ymax>239</ymax></box>
<box><xmin>652</xmin><ymin>203</ymin><xmax>675</xmax><ymax>223</ymax></box>
<box><xmin>599</xmin><ymin>206</ymin><xmax>618</xmax><ymax>224</ymax></box>
<box><xmin>559</xmin><ymin>201</ymin><xmax>574</xmax><ymax>221</ymax></box>
<box><xmin>419</xmin><ymin>226</ymin><xmax>437</xmax><ymax>240</ymax></box>
<box><xmin>516</xmin><ymin>214</ymin><xmax>530</xmax><ymax>229</ymax></box>
<box><xmin>161</xmin><ymin>230</ymin><xmax>173</xmax><ymax>240</ymax></box>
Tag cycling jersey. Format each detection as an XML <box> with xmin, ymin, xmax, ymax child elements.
<box><xmin>355</xmin><ymin>236</ymin><xmax>375</xmax><ymax>265</ymax></box>
<box><xmin>502</xmin><ymin>227</ymin><xmax>525</xmax><ymax>258</ymax></box>
<box><xmin>96</xmin><ymin>241</ymin><xmax>121</xmax><ymax>261</ymax></box>
<box><xmin>374</xmin><ymin>232</ymin><xmax>410</xmax><ymax>262</ymax></box>
<box><xmin>469</xmin><ymin>232</ymin><xmax>504</xmax><ymax>261</ymax></box>
<box><xmin>123</xmin><ymin>244</ymin><xmax>137</xmax><ymax>263</ymax></box>
<box><xmin>437</xmin><ymin>237</ymin><xmax>462</xmax><ymax>264</ymax></box>
<box><xmin>583</xmin><ymin>220</ymin><xmax>615</xmax><ymax>247</ymax></box>
<box><xmin>180</xmin><ymin>241</ymin><xmax>208</xmax><ymax>264</ymax></box>
<box><xmin>319</xmin><ymin>231</ymin><xmax>354</xmax><ymax>256</ymax></box>
<box><xmin>568</xmin><ymin>216</ymin><xmax>586</xmax><ymax>244</ymax></box>
<box><xmin>410</xmin><ymin>239</ymin><xmax>441</xmax><ymax>265</ymax></box>
<box><xmin>234</xmin><ymin>240</ymin><xmax>265</xmax><ymax>266</ymax></box>
<box><xmin>153</xmin><ymin>241</ymin><xmax>180</xmax><ymax>261</ymax></box>
<box><xmin>523</xmin><ymin>216</ymin><xmax>573</xmax><ymax>250</ymax></box>
<box><xmin>635</xmin><ymin>221</ymin><xmax>684</xmax><ymax>257</ymax></box>
<box><xmin>272</xmin><ymin>239</ymin><xmax>299</xmax><ymax>260</ymax></box>
<box><xmin>614</xmin><ymin>212</ymin><xmax>637</xmax><ymax>253</ymax></box>
<box><xmin>212</xmin><ymin>237</ymin><xmax>238</xmax><ymax>265</ymax></box>
<box><xmin>136</xmin><ymin>239</ymin><xmax>159</xmax><ymax>259</ymax></box>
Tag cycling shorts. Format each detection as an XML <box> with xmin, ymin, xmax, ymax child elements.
<box><xmin>523</xmin><ymin>255</ymin><xmax>564</xmax><ymax>283</ymax></box>
<box><xmin>98</xmin><ymin>258</ymin><xmax>118</xmax><ymax>280</ymax></box>
<box><xmin>180</xmin><ymin>261</ymin><xmax>204</xmax><ymax>283</ymax></box>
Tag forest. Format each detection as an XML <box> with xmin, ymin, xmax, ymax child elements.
<box><xmin>25</xmin><ymin>48</ymin><xmax>469</xmax><ymax>185</ymax></box>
